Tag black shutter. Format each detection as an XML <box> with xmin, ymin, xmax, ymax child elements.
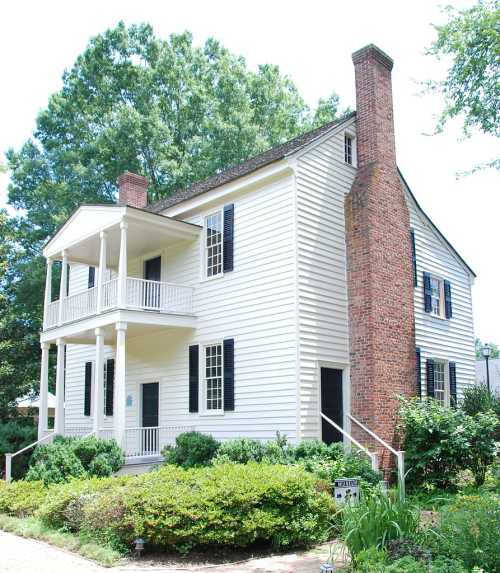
<box><xmin>189</xmin><ymin>345</ymin><xmax>199</xmax><ymax>413</ymax></box>
<box><xmin>223</xmin><ymin>204</ymin><xmax>234</xmax><ymax>272</ymax></box>
<box><xmin>223</xmin><ymin>338</ymin><xmax>235</xmax><ymax>411</ymax></box>
<box><xmin>416</xmin><ymin>347</ymin><xmax>422</xmax><ymax>398</ymax></box>
<box><xmin>84</xmin><ymin>361</ymin><xmax>92</xmax><ymax>416</ymax></box>
<box><xmin>426</xmin><ymin>359</ymin><xmax>435</xmax><ymax>398</ymax></box>
<box><xmin>88</xmin><ymin>266</ymin><xmax>95</xmax><ymax>289</ymax></box>
<box><xmin>105</xmin><ymin>359</ymin><xmax>115</xmax><ymax>416</ymax></box>
<box><xmin>66</xmin><ymin>264</ymin><xmax>71</xmax><ymax>296</ymax></box>
<box><xmin>410</xmin><ymin>230</ymin><xmax>417</xmax><ymax>287</ymax></box>
<box><xmin>449</xmin><ymin>362</ymin><xmax>457</xmax><ymax>407</ymax></box>
<box><xmin>423</xmin><ymin>272</ymin><xmax>432</xmax><ymax>313</ymax></box>
<box><xmin>444</xmin><ymin>280</ymin><xmax>453</xmax><ymax>319</ymax></box>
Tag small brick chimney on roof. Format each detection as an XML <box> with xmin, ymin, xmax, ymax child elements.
<box><xmin>345</xmin><ymin>45</ymin><xmax>416</xmax><ymax>457</ymax></box>
<box><xmin>117</xmin><ymin>171</ymin><xmax>149</xmax><ymax>209</ymax></box>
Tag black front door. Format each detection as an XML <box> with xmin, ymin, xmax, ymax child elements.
<box><xmin>141</xmin><ymin>382</ymin><xmax>159</xmax><ymax>454</ymax></box>
<box><xmin>144</xmin><ymin>256</ymin><xmax>161</xmax><ymax>308</ymax></box>
<box><xmin>321</xmin><ymin>368</ymin><xmax>343</xmax><ymax>444</ymax></box>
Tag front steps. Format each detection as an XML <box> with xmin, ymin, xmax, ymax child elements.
<box><xmin>115</xmin><ymin>456</ymin><xmax>163</xmax><ymax>476</ymax></box>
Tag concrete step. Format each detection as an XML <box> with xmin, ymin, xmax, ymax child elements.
<box><xmin>115</xmin><ymin>456</ymin><xmax>163</xmax><ymax>476</ymax></box>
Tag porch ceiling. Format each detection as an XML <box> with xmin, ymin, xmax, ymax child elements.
<box><xmin>43</xmin><ymin>205</ymin><xmax>201</xmax><ymax>266</ymax></box>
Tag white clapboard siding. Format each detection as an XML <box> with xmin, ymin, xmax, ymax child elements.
<box><xmin>64</xmin><ymin>173</ymin><xmax>299</xmax><ymax>441</ymax></box>
<box><xmin>294</xmin><ymin>118</ymin><xmax>357</xmax><ymax>440</ymax></box>
<box><xmin>406</xmin><ymin>187</ymin><xmax>476</xmax><ymax>398</ymax></box>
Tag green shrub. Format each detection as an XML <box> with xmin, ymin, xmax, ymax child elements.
<box><xmin>25</xmin><ymin>436</ymin><xmax>124</xmax><ymax>485</ymax></box>
<box><xmin>292</xmin><ymin>439</ymin><xmax>344</xmax><ymax>461</ymax></box>
<box><xmin>341</xmin><ymin>488</ymin><xmax>420</xmax><ymax>562</ymax></box>
<box><xmin>162</xmin><ymin>431</ymin><xmax>220</xmax><ymax>468</ymax></box>
<box><xmin>40</xmin><ymin>463</ymin><xmax>335</xmax><ymax>553</ymax></box>
<box><xmin>434</xmin><ymin>493</ymin><xmax>500</xmax><ymax>572</ymax></box>
<box><xmin>213</xmin><ymin>437</ymin><xmax>266</xmax><ymax>464</ymax></box>
<box><xmin>351</xmin><ymin>549</ymin><xmax>467</xmax><ymax>573</ymax></box>
<box><xmin>398</xmin><ymin>397</ymin><xmax>497</xmax><ymax>489</ymax></box>
<box><xmin>461</xmin><ymin>384</ymin><xmax>500</xmax><ymax>417</ymax></box>
<box><xmin>0</xmin><ymin>479</ymin><xmax>47</xmax><ymax>517</ymax></box>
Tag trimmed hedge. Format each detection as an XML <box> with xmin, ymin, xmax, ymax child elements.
<box><xmin>0</xmin><ymin>479</ymin><xmax>47</xmax><ymax>517</ymax></box>
<box><xmin>26</xmin><ymin>436</ymin><xmax>124</xmax><ymax>485</ymax></box>
<box><xmin>38</xmin><ymin>463</ymin><xmax>336</xmax><ymax>553</ymax></box>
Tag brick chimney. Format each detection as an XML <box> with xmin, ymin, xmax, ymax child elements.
<box><xmin>117</xmin><ymin>171</ymin><xmax>149</xmax><ymax>208</ymax></box>
<box><xmin>345</xmin><ymin>45</ymin><xmax>416</xmax><ymax>458</ymax></box>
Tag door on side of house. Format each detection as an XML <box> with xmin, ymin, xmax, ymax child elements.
<box><xmin>141</xmin><ymin>382</ymin><xmax>159</xmax><ymax>454</ymax></box>
<box><xmin>144</xmin><ymin>256</ymin><xmax>161</xmax><ymax>309</ymax></box>
<box><xmin>320</xmin><ymin>367</ymin><xmax>343</xmax><ymax>444</ymax></box>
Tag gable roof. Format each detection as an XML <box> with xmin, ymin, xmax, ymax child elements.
<box><xmin>148</xmin><ymin>111</ymin><xmax>356</xmax><ymax>212</ymax></box>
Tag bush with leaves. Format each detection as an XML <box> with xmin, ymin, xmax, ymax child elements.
<box><xmin>461</xmin><ymin>385</ymin><xmax>500</xmax><ymax>440</ymax></box>
<box><xmin>162</xmin><ymin>431</ymin><xmax>220</xmax><ymax>468</ymax></box>
<box><xmin>432</xmin><ymin>493</ymin><xmax>500</xmax><ymax>572</ymax></box>
<box><xmin>26</xmin><ymin>436</ymin><xmax>124</xmax><ymax>485</ymax></box>
<box><xmin>0</xmin><ymin>479</ymin><xmax>47</xmax><ymax>517</ymax></box>
<box><xmin>39</xmin><ymin>463</ymin><xmax>336</xmax><ymax>553</ymax></box>
<box><xmin>398</xmin><ymin>397</ymin><xmax>497</xmax><ymax>489</ymax></box>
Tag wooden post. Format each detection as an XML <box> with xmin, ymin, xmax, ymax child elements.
<box><xmin>38</xmin><ymin>342</ymin><xmax>51</xmax><ymax>440</ymax></box>
<box><xmin>54</xmin><ymin>338</ymin><xmax>66</xmax><ymax>435</ymax></box>
<box><xmin>93</xmin><ymin>328</ymin><xmax>105</xmax><ymax>434</ymax></box>
<box><xmin>43</xmin><ymin>258</ymin><xmax>52</xmax><ymax>329</ymax></box>
<box><xmin>96</xmin><ymin>231</ymin><xmax>107</xmax><ymax>313</ymax></box>
<box><xmin>117</xmin><ymin>222</ymin><xmax>128</xmax><ymax>308</ymax></box>
<box><xmin>58</xmin><ymin>251</ymin><xmax>68</xmax><ymax>325</ymax></box>
<box><xmin>114</xmin><ymin>322</ymin><xmax>127</xmax><ymax>448</ymax></box>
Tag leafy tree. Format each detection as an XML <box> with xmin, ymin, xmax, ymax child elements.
<box><xmin>475</xmin><ymin>337</ymin><xmax>500</xmax><ymax>359</ymax></box>
<box><xmin>2</xmin><ymin>23</ymin><xmax>345</xmax><ymax>411</ymax></box>
<box><xmin>427</xmin><ymin>0</ymin><xmax>500</xmax><ymax>170</ymax></box>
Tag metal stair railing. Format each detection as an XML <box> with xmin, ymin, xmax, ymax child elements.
<box><xmin>348</xmin><ymin>414</ymin><xmax>405</xmax><ymax>497</ymax></box>
<box><xmin>4</xmin><ymin>431</ymin><xmax>54</xmax><ymax>482</ymax></box>
<box><xmin>320</xmin><ymin>412</ymin><xmax>379</xmax><ymax>472</ymax></box>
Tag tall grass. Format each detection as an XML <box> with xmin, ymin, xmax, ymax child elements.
<box><xmin>341</xmin><ymin>488</ymin><xmax>420</xmax><ymax>563</ymax></box>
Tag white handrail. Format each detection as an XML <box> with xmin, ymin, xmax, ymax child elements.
<box><xmin>320</xmin><ymin>413</ymin><xmax>379</xmax><ymax>472</ymax></box>
<box><xmin>4</xmin><ymin>431</ymin><xmax>54</xmax><ymax>482</ymax></box>
<box><xmin>348</xmin><ymin>413</ymin><xmax>405</xmax><ymax>497</ymax></box>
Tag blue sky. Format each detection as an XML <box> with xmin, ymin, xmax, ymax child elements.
<box><xmin>1</xmin><ymin>0</ymin><xmax>498</xmax><ymax>341</ymax></box>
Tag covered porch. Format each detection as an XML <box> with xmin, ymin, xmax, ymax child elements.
<box><xmin>37</xmin><ymin>203</ymin><xmax>202</xmax><ymax>461</ymax></box>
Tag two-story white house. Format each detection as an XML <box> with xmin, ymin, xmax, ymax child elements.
<box><xmin>35</xmin><ymin>44</ymin><xmax>476</xmax><ymax>467</ymax></box>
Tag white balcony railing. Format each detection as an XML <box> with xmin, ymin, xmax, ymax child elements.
<box><xmin>45</xmin><ymin>300</ymin><xmax>60</xmax><ymax>329</ymax></box>
<box><xmin>124</xmin><ymin>425</ymin><xmax>195</xmax><ymax>458</ymax></box>
<box><xmin>61</xmin><ymin>286</ymin><xmax>97</xmax><ymax>324</ymax></box>
<box><xmin>43</xmin><ymin>277</ymin><xmax>194</xmax><ymax>329</ymax></box>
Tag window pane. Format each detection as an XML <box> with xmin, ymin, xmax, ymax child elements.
<box><xmin>434</xmin><ymin>362</ymin><xmax>445</xmax><ymax>404</ymax></box>
<box><xmin>205</xmin><ymin>344</ymin><xmax>222</xmax><ymax>410</ymax></box>
<box><xmin>206</xmin><ymin>212</ymin><xmax>223</xmax><ymax>277</ymax></box>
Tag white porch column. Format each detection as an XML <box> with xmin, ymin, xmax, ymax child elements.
<box><xmin>54</xmin><ymin>338</ymin><xmax>66</xmax><ymax>435</ymax></box>
<box><xmin>117</xmin><ymin>221</ymin><xmax>128</xmax><ymax>308</ymax></box>
<box><xmin>38</xmin><ymin>342</ymin><xmax>51</xmax><ymax>440</ymax></box>
<box><xmin>58</xmin><ymin>250</ymin><xmax>68</xmax><ymax>326</ymax></box>
<box><xmin>93</xmin><ymin>328</ymin><xmax>105</xmax><ymax>434</ymax></box>
<box><xmin>114</xmin><ymin>322</ymin><xmax>127</xmax><ymax>448</ymax></box>
<box><xmin>43</xmin><ymin>258</ymin><xmax>52</xmax><ymax>329</ymax></box>
<box><xmin>96</xmin><ymin>231</ymin><xmax>107</xmax><ymax>313</ymax></box>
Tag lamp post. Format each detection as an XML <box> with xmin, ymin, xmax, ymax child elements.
<box><xmin>482</xmin><ymin>343</ymin><xmax>491</xmax><ymax>392</ymax></box>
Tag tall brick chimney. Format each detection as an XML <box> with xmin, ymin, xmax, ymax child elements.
<box><xmin>117</xmin><ymin>171</ymin><xmax>149</xmax><ymax>208</ymax></box>
<box><xmin>345</xmin><ymin>45</ymin><xmax>416</xmax><ymax>457</ymax></box>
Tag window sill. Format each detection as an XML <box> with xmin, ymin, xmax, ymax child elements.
<box><xmin>200</xmin><ymin>273</ymin><xmax>224</xmax><ymax>284</ymax></box>
<box><xmin>198</xmin><ymin>410</ymin><xmax>225</xmax><ymax>417</ymax></box>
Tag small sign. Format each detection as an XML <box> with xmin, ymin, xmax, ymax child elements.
<box><xmin>126</xmin><ymin>395</ymin><xmax>133</xmax><ymax>407</ymax></box>
<box><xmin>334</xmin><ymin>477</ymin><xmax>360</xmax><ymax>504</ymax></box>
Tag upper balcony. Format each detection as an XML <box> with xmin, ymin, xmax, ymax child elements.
<box><xmin>41</xmin><ymin>203</ymin><xmax>201</xmax><ymax>341</ymax></box>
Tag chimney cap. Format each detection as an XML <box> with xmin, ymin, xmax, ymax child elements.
<box><xmin>352</xmin><ymin>44</ymin><xmax>394</xmax><ymax>71</ymax></box>
<box><xmin>116</xmin><ymin>171</ymin><xmax>149</xmax><ymax>187</ymax></box>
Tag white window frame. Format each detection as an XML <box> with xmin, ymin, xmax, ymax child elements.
<box><xmin>344</xmin><ymin>132</ymin><xmax>356</xmax><ymax>166</ymax></box>
<box><xmin>204</xmin><ymin>210</ymin><xmax>224</xmax><ymax>280</ymax></box>
<box><xmin>429</xmin><ymin>275</ymin><xmax>445</xmax><ymax>319</ymax></box>
<box><xmin>432</xmin><ymin>359</ymin><xmax>449</xmax><ymax>406</ymax></box>
<box><xmin>201</xmin><ymin>342</ymin><xmax>224</xmax><ymax>415</ymax></box>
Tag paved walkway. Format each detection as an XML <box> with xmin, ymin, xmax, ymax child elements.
<box><xmin>0</xmin><ymin>531</ymin><xmax>345</xmax><ymax>573</ymax></box>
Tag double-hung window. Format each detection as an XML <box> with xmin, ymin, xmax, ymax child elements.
<box><xmin>205</xmin><ymin>211</ymin><xmax>223</xmax><ymax>278</ymax></box>
<box><xmin>344</xmin><ymin>134</ymin><xmax>353</xmax><ymax>165</ymax></box>
<box><xmin>433</xmin><ymin>361</ymin><xmax>446</xmax><ymax>404</ymax></box>
<box><xmin>430</xmin><ymin>276</ymin><xmax>444</xmax><ymax>318</ymax></box>
<box><xmin>205</xmin><ymin>343</ymin><xmax>223</xmax><ymax>411</ymax></box>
